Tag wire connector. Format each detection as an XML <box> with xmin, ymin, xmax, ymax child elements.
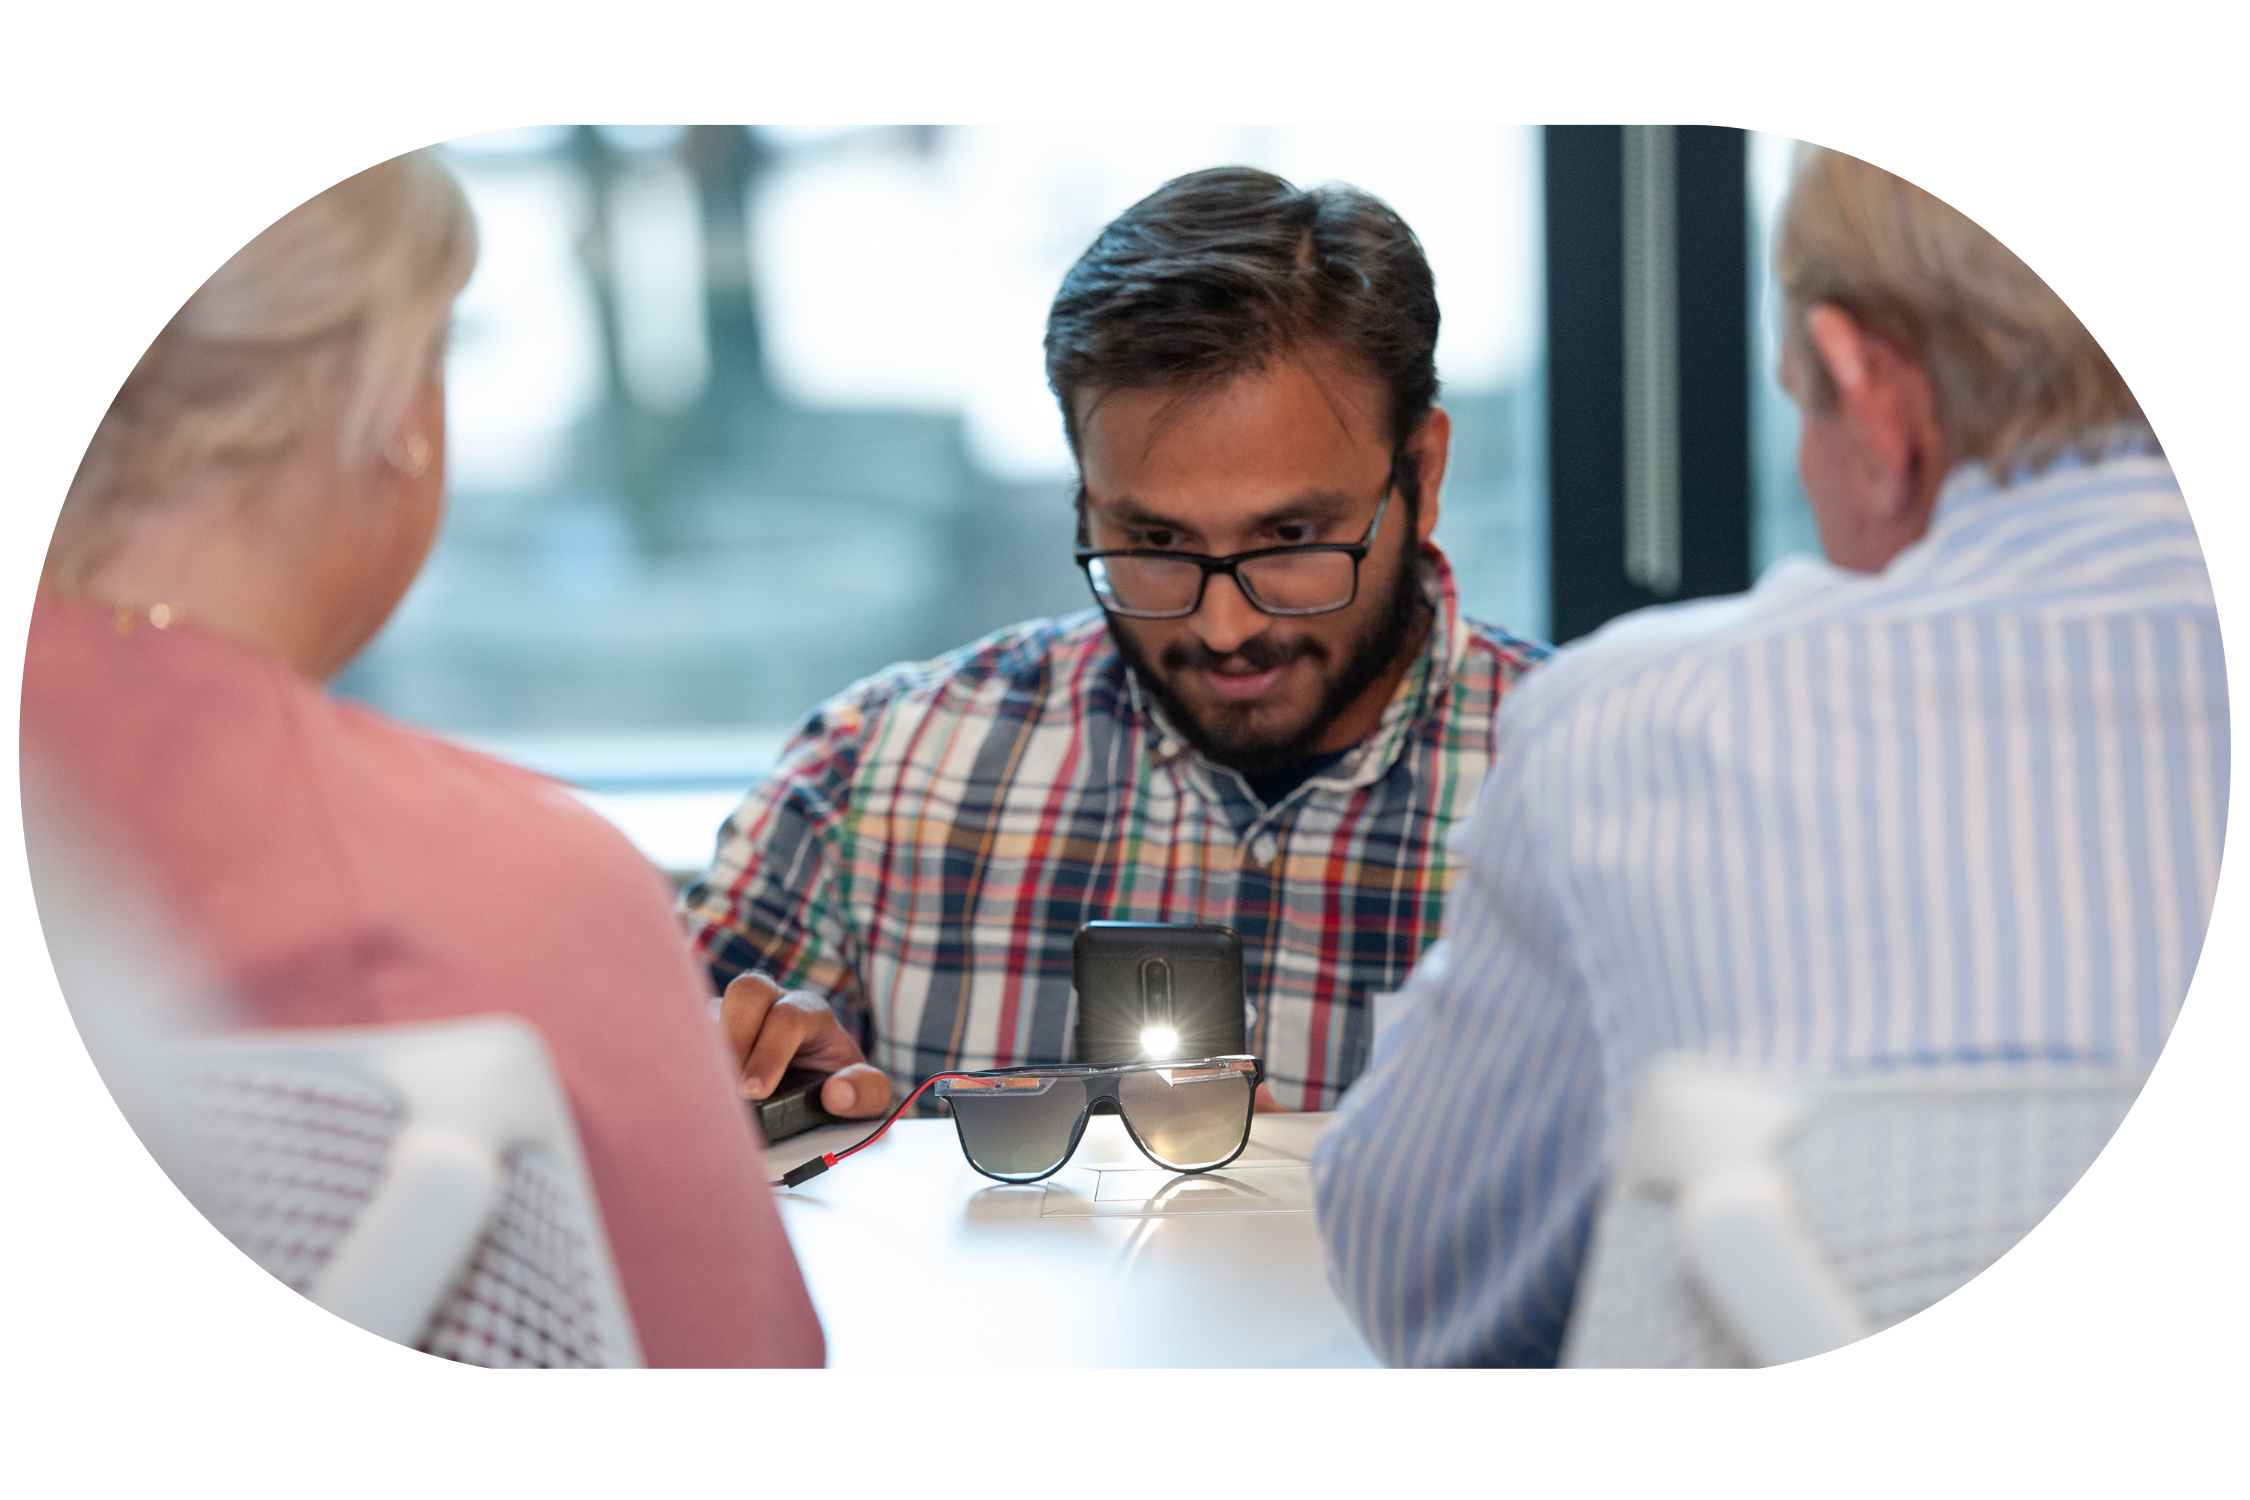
<box><xmin>767</xmin><ymin>1072</ymin><xmax>977</xmax><ymax>1190</ymax></box>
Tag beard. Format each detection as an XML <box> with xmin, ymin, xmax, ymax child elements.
<box><xmin>1108</xmin><ymin>538</ymin><xmax>1430</xmax><ymax>779</ymax></box>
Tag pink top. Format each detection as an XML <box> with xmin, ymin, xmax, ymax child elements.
<box><xmin>22</xmin><ymin>598</ymin><xmax>823</xmax><ymax>1368</ymax></box>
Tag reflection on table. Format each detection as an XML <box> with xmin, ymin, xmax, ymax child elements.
<box><xmin>763</xmin><ymin>1111</ymin><xmax>1379</xmax><ymax>1368</ymax></box>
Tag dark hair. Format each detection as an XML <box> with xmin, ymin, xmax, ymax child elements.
<box><xmin>1044</xmin><ymin>166</ymin><xmax>1440</xmax><ymax>470</ymax></box>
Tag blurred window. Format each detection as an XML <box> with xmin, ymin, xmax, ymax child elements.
<box><xmin>1748</xmin><ymin>130</ymin><xmax>1821</xmax><ymax>573</ymax></box>
<box><xmin>332</xmin><ymin>126</ymin><xmax>1549</xmax><ymax>868</ymax></box>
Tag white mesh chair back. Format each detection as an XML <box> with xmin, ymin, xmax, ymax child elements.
<box><xmin>1559</xmin><ymin>1057</ymin><xmax>2145</xmax><ymax>1368</ymax></box>
<box><xmin>170</xmin><ymin>1016</ymin><xmax>644</xmax><ymax>1368</ymax></box>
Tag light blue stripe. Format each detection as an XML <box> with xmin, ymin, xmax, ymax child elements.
<box><xmin>2150</xmin><ymin>619</ymin><xmax>2201</xmax><ymax>1011</ymax></box>
<box><xmin>1848</xmin><ymin>627</ymin><xmax>1895</xmax><ymax>1059</ymax></box>
<box><xmin>1729</xmin><ymin>649</ymin><xmax>1779</xmax><ymax>1061</ymax></box>
<box><xmin>2108</xmin><ymin>617</ymin><xmax>2163</xmax><ymax>1059</ymax></box>
<box><xmin>1763</xmin><ymin>634</ymin><xmax>1816</xmax><ymax>1063</ymax></box>
<box><xmin>1976</xmin><ymin>613</ymin><xmax>2023</xmax><ymax>1056</ymax></box>
<box><xmin>2061</xmin><ymin>618</ymin><xmax>2117</xmax><ymax>1058</ymax></box>
<box><xmin>1891</xmin><ymin>618</ymin><xmax>1933</xmax><ymax>1059</ymax></box>
<box><xmin>1931</xmin><ymin>614</ymin><xmax>1975</xmax><ymax>1061</ymax></box>
<box><xmin>1806</xmin><ymin>628</ymin><xmax>1850</xmax><ymax>1065</ymax></box>
<box><xmin>2019</xmin><ymin>616</ymin><xmax>2071</xmax><ymax>1049</ymax></box>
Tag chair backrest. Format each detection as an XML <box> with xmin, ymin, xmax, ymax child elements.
<box><xmin>1559</xmin><ymin>1056</ymin><xmax>2145</xmax><ymax>1368</ymax></box>
<box><xmin>170</xmin><ymin>1016</ymin><xmax>645</xmax><ymax>1368</ymax></box>
<box><xmin>30</xmin><ymin>801</ymin><xmax>642</xmax><ymax>1368</ymax></box>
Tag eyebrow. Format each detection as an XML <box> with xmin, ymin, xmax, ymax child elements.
<box><xmin>1093</xmin><ymin>488</ymin><xmax>1362</xmax><ymax>535</ymax></box>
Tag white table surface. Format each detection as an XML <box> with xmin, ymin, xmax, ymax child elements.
<box><xmin>762</xmin><ymin>1110</ymin><xmax>1381</xmax><ymax>1368</ymax></box>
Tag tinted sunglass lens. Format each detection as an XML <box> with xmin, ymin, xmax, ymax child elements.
<box><xmin>1117</xmin><ymin>1065</ymin><xmax>1254</xmax><ymax>1170</ymax></box>
<box><xmin>941</xmin><ymin>1077</ymin><xmax>1091</xmax><ymax>1179</ymax></box>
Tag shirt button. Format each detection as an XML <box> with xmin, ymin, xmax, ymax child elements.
<box><xmin>1250</xmin><ymin>833</ymin><xmax>1279</xmax><ymax>868</ymax></box>
<box><xmin>1156</xmin><ymin>737</ymin><xmax>1180</xmax><ymax>760</ymax></box>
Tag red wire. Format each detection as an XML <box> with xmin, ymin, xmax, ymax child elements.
<box><xmin>823</xmin><ymin>1071</ymin><xmax>975</xmax><ymax>1164</ymax></box>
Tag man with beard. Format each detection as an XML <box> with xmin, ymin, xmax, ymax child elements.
<box><xmin>681</xmin><ymin>167</ymin><xmax>1546</xmax><ymax>1117</ymax></box>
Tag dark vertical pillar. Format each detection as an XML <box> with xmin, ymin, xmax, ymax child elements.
<box><xmin>1672</xmin><ymin>126</ymin><xmax>1751</xmax><ymax>604</ymax></box>
<box><xmin>1545</xmin><ymin>125</ymin><xmax>1752</xmax><ymax>644</ymax></box>
<box><xmin>1545</xmin><ymin>126</ymin><xmax>1630</xmax><ymax>645</ymax></box>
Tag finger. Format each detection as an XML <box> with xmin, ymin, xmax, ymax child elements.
<box><xmin>1252</xmin><ymin>1083</ymin><xmax>1288</xmax><ymax>1113</ymax></box>
<box><xmin>820</xmin><ymin>1063</ymin><xmax>893</xmax><ymax>1119</ymax></box>
<box><xmin>738</xmin><ymin>999</ymin><xmax>819</xmax><ymax>1101</ymax></box>
<box><xmin>775</xmin><ymin>996</ymin><xmax>869</xmax><ymax>1077</ymax></box>
<box><xmin>719</xmin><ymin>972</ymin><xmax>784</xmax><ymax>1070</ymax></box>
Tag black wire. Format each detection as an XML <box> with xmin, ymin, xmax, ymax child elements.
<box><xmin>766</xmin><ymin>1073</ymin><xmax>973</xmax><ymax>1188</ymax></box>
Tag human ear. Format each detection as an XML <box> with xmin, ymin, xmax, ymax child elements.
<box><xmin>1805</xmin><ymin>305</ymin><xmax>1920</xmax><ymax>517</ymax></box>
<box><xmin>1405</xmin><ymin>406</ymin><xmax>1449</xmax><ymax>543</ymax></box>
<box><xmin>377</xmin><ymin>375</ymin><xmax>446</xmax><ymax>486</ymax></box>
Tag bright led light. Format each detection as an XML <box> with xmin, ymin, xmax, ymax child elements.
<box><xmin>1140</xmin><ymin>1026</ymin><xmax>1179</xmax><ymax>1057</ymax></box>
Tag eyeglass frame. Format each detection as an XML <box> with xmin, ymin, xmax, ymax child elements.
<box><xmin>932</xmin><ymin>1054</ymin><xmax>1265</xmax><ymax>1184</ymax></box>
<box><xmin>1073</xmin><ymin>473</ymin><xmax>1399</xmax><ymax>621</ymax></box>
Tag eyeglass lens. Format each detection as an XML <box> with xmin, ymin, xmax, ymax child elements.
<box><xmin>1089</xmin><ymin>551</ymin><xmax>1355</xmax><ymax>616</ymax></box>
<box><xmin>1116</xmin><ymin>1065</ymin><xmax>1254</xmax><ymax>1169</ymax></box>
<box><xmin>940</xmin><ymin>1066</ymin><xmax>1254</xmax><ymax>1180</ymax></box>
<box><xmin>942</xmin><ymin>1076</ymin><xmax>1091</xmax><ymax>1179</ymax></box>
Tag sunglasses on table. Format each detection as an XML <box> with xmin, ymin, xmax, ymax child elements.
<box><xmin>772</xmin><ymin>1056</ymin><xmax>1264</xmax><ymax>1188</ymax></box>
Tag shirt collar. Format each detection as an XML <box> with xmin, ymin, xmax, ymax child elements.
<box><xmin>1928</xmin><ymin>424</ymin><xmax>2162</xmax><ymax>533</ymax></box>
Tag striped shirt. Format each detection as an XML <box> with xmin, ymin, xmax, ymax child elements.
<box><xmin>1312</xmin><ymin>448</ymin><xmax>2228</xmax><ymax>1365</ymax></box>
<box><xmin>681</xmin><ymin>544</ymin><xmax>1547</xmax><ymax>1110</ymax></box>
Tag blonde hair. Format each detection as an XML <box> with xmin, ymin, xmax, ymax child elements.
<box><xmin>51</xmin><ymin>150</ymin><xmax>478</xmax><ymax>586</ymax></box>
<box><xmin>1776</xmin><ymin>145</ymin><xmax>2149</xmax><ymax>477</ymax></box>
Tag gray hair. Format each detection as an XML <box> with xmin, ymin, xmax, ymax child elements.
<box><xmin>52</xmin><ymin>150</ymin><xmax>478</xmax><ymax>586</ymax></box>
<box><xmin>1776</xmin><ymin>145</ymin><xmax>2149</xmax><ymax>477</ymax></box>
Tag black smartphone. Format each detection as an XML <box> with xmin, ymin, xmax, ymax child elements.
<box><xmin>1071</xmin><ymin>922</ymin><xmax>1247</xmax><ymax>1064</ymax></box>
<box><xmin>751</xmin><ymin>1066</ymin><xmax>840</xmax><ymax>1145</ymax></box>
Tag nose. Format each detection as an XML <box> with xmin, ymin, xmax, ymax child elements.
<box><xmin>1190</xmin><ymin>570</ymin><xmax>1267</xmax><ymax>657</ymax></box>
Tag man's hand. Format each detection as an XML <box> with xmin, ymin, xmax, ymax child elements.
<box><xmin>721</xmin><ymin>973</ymin><xmax>893</xmax><ymax>1118</ymax></box>
<box><xmin>1253</xmin><ymin>1084</ymin><xmax>1287</xmax><ymax>1113</ymax></box>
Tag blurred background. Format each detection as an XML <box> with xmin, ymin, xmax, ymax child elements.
<box><xmin>328</xmin><ymin>125</ymin><xmax>1819</xmax><ymax>875</ymax></box>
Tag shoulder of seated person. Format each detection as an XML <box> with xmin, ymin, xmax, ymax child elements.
<box><xmin>831</xmin><ymin>610</ymin><xmax>1106</xmax><ymax>717</ymax></box>
<box><xmin>326</xmin><ymin>705</ymin><xmax>652</xmax><ymax>864</ymax></box>
<box><xmin>1506</xmin><ymin>556</ymin><xmax>1846</xmax><ymax>728</ymax></box>
<box><xmin>940</xmin><ymin>609</ymin><xmax>1105</xmax><ymax>682</ymax></box>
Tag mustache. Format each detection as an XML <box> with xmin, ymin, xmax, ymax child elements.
<box><xmin>1158</xmin><ymin>632</ymin><xmax>1327</xmax><ymax>675</ymax></box>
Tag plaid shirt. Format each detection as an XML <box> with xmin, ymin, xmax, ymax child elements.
<box><xmin>681</xmin><ymin>544</ymin><xmax>1547</xmax><ymax>1111</ymax></box>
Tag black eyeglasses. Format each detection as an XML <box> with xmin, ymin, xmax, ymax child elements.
<box><xmin>773</xmin><ymin>1056</ymin><xmax>1264</xmax><ymax>1188</ymax></box>
<box><xmin>1075</xmin><ymin>485</ymin><xmax>1392</xmax><ymax>620</ymax></box>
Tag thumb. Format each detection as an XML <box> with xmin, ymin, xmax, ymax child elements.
<box><xmin>822</xmin><ymin>1064</ymin><xmax>893</xmax><ymax>1119</ymax></box>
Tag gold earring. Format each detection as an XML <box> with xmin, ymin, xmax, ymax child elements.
<box><xmin>383</xmin><ymin>434</ymin><xmax>432</xmax><ymax>479</ymax></box>
<box><xmin>111</xmin><ymin>601</ymin><xmax>182</xmax><ymax>636</ymax></box>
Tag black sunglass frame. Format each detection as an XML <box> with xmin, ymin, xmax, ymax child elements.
<box><xmin>1074</xmin><ymin>483</ymin><xmax>1395</xmax><ymax>620</ymax></box>
<box><xmin>934</xmin><ymin>1055</ymin><xmax>1265</xmax><ymax>1184</ymax></box>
